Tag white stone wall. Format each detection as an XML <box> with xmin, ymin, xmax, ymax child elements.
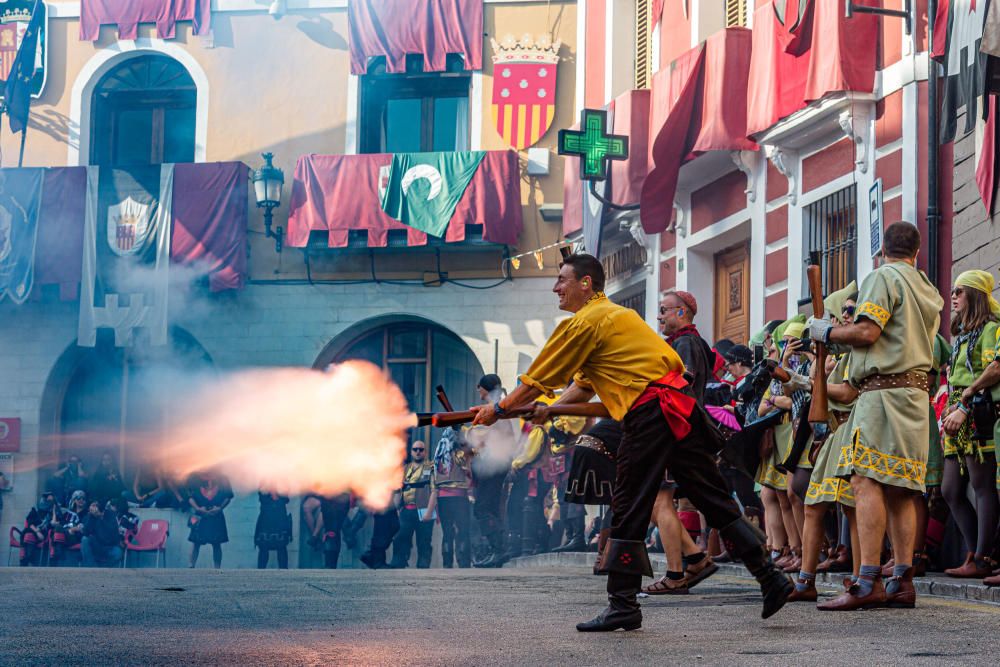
<box><xmin>0</xmin><ymin>277</ymin><xmax>564</xmax><ymax>568</ymax></box>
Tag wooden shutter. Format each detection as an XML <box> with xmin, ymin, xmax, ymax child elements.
<box><xmin>725</xmin><ymin>0</ymin><xmax>747</xmax><ymax>28</ymax></box>
<box><xmin>635</xmin><ymin>0</ymin><xmax>651</xmax><ymax>89</ymax></box>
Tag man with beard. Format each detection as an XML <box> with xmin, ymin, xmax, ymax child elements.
<box><xmin>473</xmin><ymin>253</ymin><xmax>791</xmax><ymax>631</ymax></box>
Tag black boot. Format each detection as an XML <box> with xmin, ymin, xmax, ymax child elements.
<box><xmin>553</xmin><ymin>516</ymin><xmax>587</xmax><ymax>553</ymax></box>
<box><xmin>721</xmin><ymin>517</ymin><xmax>793</xmax><ymax>619</ymax></box>
<box><xmin>577</xmin><ymin>541</ymin><xmax>651</xmax><ymax>632</ymax></box>
<box><xmin>501</xmin><ymin>531</ymin><xmax>522</xmax><ymax>561</ymax></box>
<box><xmin>360</xmin><ymin>549</ymin><xmax>388</xmax><ymax>570</ymax></box>
<box><xmin>474</xmin><ymin>530</ymin><xmax>507</xmax><ymax>568</ymax></box>
<box><xmin>441</xmin><ymin>544</ymin><xmax>454</xmax><ymax>568</ymax></box>
<box><xmin>521</xmin><ymin>508</ymin><xmax>537</xmax><ymax>556</ymax></box>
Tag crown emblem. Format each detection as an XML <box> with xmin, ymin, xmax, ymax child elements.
<box><xmin>0</xmin><ymin>8</ymin><xmax>35</xmax><ymax>24</ymax></box>
<box><xmin>491</xmin><ymin>33</ymin><xmax>561</xmax><ymax>65</ymax></box>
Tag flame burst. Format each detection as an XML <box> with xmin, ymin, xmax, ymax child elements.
<box><xmin>152</xmin><ymin>361</ymin><xmax>415</xmax><ymax>509</ymax></box>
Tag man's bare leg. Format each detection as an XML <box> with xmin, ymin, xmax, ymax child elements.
<box><xmin>761</xmin><ymin>486</ymin><xmax>787</xmax><ymax>553</ymax></box>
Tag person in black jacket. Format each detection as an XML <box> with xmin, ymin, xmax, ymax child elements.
<box><xmin>81</xmin><ymin>501</ymin><xmax>123</xmax><ymax>567</ymax></box>
<box><xmin>642</xmin><ymin>290</ymin><xmax>719</xmax><ymax>595</ymax></box>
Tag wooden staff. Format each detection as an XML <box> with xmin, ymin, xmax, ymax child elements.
<box><xmin>431</xmin><ymin>402</ymin><xmax>610</xmax><ymax>428</ymax></box>
<box><xmin>806</xmin><ymin>255</ymin><xmax>829</xmax><ymax>425</ymax></box>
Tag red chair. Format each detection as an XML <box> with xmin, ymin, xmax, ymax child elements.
<box><xmin>9</xmin><ymin>525</ymin><xmax>47</xmax><ymax>566</ymax></box>
<box><xmin>8</xmin><ymin>526</ymin><xmax>23</xmax><ymax>566</ymax></box>
<box><xmin>123</xmin><ymin>519</ymin><xmax>169</xmax><ymax>568</ymax></box>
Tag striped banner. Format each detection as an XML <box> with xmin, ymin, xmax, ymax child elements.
<box><xmin>491</xmin><ymin>58</ymin><xmax>557</xmax><ymax>150</ymax></box>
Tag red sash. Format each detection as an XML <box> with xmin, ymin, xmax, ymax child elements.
<box><xmin>630</xmin><ymin>371</ymin><xmax>696</xmax><ymax>440</ymax></box>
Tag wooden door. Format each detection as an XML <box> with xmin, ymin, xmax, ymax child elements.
<box><xmin>713</xmin><ymin>243</ymin><xmax>750</xmax><ymax>345</ymax></box>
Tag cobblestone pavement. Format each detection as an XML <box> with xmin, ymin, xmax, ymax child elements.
<box><xmin>1</xmin><ymin>566</ymin><xmax>998</xmax><ymax>666</ymax></box>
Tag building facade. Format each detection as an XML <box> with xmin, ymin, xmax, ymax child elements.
<box><xmin>0</xmin><ymin>0</ymin><xmax>579</xmax><ymax>568</ymax></box>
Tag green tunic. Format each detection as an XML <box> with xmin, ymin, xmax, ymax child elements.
<box><xmin>926</xmin><ymin>334</ymin><xmax>953</xmax><ymax>488</ymax></box>
<box><xmin>835</xmin><ymin>261</ymin><xmax>944</xmax><ymax>491</ymax></box>
<box><xmin>807</xmin><ymin>353</ymin><xmax>856</xmax><ymax>507</ymax></box>
<box><xmin>943</xmin><ymin>322</ymin><xmax>998</xmax><ymax>459</ymax></box>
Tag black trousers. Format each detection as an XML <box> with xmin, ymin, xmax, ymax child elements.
<box><xmin>369</xmin><ymin>508</ymin><xmax>400</xmax><ymax>556</ymax></box>
<box><xmin>609</xmin><ymin>400</ymin><xmax>742</xmax><ymax>598</ymax></box>
<box><xmin>438</xmin><ymin>495</ymin><xmax>472</xmax><ymax>567</ymax></box>
<box><xmin>391</xmin><ymin>508</ymin><xmax>433</xmax><ymax>568</ymax></box>
<box><xmin>258</xmin><ymin>546</ymin><xmax>288</xmax><ymax>569</ymax></box>
<box><xmin>473</xmin><ymin>468</ymin><xmax>507</xmax><ymax>537</ymax></box>
<box><xmin>320</xmin><ymin>495</ymin><xmax>350</xmax><ymax>569</ymax></box>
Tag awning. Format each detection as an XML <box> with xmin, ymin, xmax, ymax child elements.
<box><xmin>746</xmin><ymin>0</ymin><xmax>878</xmax><ymax>137</ymax></box>
<box><xmin>348</xmin><ymin>0</ymin><xmax>483</xmax><ymax>74</ymax></box>
<box><xmin>286</xmin><ymin>151</ymin><xmax>522</xmax><ymax>248</ymax></box>
<box><xmin>640</xmin><ymin>28</ymin><xmax>756</xmax><ymax>235</ymax></box>
<box><xmin>562</xmin><ymin>89</ymin><xmax>650</xmax><ymax>237</ymax></box>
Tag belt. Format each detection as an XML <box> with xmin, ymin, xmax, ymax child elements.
<box><xmin>858</xmin><ymin>370</ymin><xmax>930</xmax><ymax>394</ymax></box>
<box><xmin>832</xmin><ymin>410</ymin><xmax>851</xmax><ymax>426</ymax></box>
<box><xmin>631</xmin><ymin>370</ymin><xmax>696</xmax><ymax>440</ymax></box>
<box><xmin>404</xmin><ymin>504</ymin><xmax>418</xmax><ymax>510</ymax></box>
<box><xmin>575</xmin><ymin>434</ymin><xmax>615</xmax><ymax>460</ymax></box>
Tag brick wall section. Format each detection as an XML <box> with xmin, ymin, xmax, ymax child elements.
<box><xmin>0</xmin><ymin>278</ymin><xmax>564</xmax><ymax>568</ymax></box>
<box><xmin>951</xmin><ymin>124</ymin><xmax>1000</xmax><ymax>286</ymax></box>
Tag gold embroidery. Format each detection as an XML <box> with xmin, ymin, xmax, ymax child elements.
<box><xmin>806</xmin><ymin>477</ymin><xmax>855</xmax><ymax>504</ymax></box>
<box><xmin>848</xmin><ymin>431</ymin><xmax>926</xmax><ymax>484</ymax></box>
<box><xmin>758</xmin><ymin>464</ymin><xmax>787</xmax><ymax>489</ymax></box>
<box><xmin>858</xmin><ymin>302</ymin><xmax>890</xmax><ymax>327</ymax></box>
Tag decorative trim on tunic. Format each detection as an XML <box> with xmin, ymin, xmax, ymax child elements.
<box><xmin>846</xmin><ymin>431</ymin><xmax>927</xmax><ymax>484</ymax></box>
<box><xmin>858</xmin><ymin>301</ymin><xmax>890</xmax><ymax>327</ymax></box>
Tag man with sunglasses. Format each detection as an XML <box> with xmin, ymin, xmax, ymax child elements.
<box><xmin>473</xmin><ymin>253</ymin><xmax>791</xmax><ymax>632</ymax></box>
<box><xmin>389</xmin><ymin>440</ymin><xmax>435</xmax><ymax>569</ymax></box>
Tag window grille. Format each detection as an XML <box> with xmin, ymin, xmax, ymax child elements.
<box><xmin>804</xmin><ymin>184</ymin><xmax>858</xmax><ymax>299</ymax></box>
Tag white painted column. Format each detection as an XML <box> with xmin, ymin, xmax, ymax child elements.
<box><xmin>747</xmin><ymin>150</ymin><xmax>767</xmax><ymax>334</ymax></box>
<box><xmin>901</xmin><ymin>81</ymin><xmax>919</xmax><ymax>226</ymax></box>
<box><xmin>766</xmin><ymin>146</ymin><xmax>801</xmax><ymax>315</ymax></box>
<box><xmin>605</xmin><ymin>0</ymin><xmax>636</xmax><ymax>103</ymax></box>
<box><xmin>845</xmin><ymin>101</ymin><xmax>877</xmax><ymax>280</ymax></box>
<box><xmin>673</xmin><ymin>190</ymin><xmax>692</xmax><ymax>292</ymax></box>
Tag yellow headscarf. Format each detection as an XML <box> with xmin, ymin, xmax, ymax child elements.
<box><xmin>824</xmin><ymin>280</ymin><xmax>859</xmax><ymax>321</ymax></box>
<box><xmin>955</xmin><ymin>270</ymin><xmax>1000</xmax><ymax>318</ymax></box>
<box><xmin>773</xmin><ymin>314</ymin><xmax>807</xmax><ymax>342</ymax></box>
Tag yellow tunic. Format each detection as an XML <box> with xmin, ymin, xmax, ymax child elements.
<box><xmin>519</xmin><ymin>293</ymin><xmax>685</xmax><ymax>420</ymax></box>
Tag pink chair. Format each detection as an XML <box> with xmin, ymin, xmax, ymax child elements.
<box><xmin>123</xmin><ymin>519</ymin><xmax>169</xmax><ymax>568</ymax></box>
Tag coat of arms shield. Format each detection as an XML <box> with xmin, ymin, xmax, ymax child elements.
<box><xmin>0</xmin><ymin>0</ymin><xmax>48</xmax><ymax>99</ymax></box>
<box><xmin>491</xmin><ymin>34</ymin><xmax>560</xmax><ymax>150</ymax></box>
<box><xmin>106</xmin><ymin>196</ymin><xmax>153</xmax><ymax>257</ymax></box>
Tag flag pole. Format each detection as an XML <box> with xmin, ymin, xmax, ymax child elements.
<box><xmin>17</xmin><ymin>127</ymin><xmax>26</xmax><ymax>168</ymax></box>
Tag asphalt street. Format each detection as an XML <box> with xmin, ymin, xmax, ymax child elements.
<box><xmin>1</xmin><ymin>566</ymin><xmax>998</xmax><ymax>666</ymax></box>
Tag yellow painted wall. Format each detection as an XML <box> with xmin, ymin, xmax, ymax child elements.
<box><xmin>1</xmin><ymin>2</ymin><xmax>577</xmax><ymax>282</ymax></box>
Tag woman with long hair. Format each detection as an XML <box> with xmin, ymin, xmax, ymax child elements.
<box><xmin>940</xmin><ymin>271</ymin><xmax>1000</xmax><ymax>578</ymax></box>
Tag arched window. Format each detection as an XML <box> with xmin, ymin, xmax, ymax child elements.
<box><xmin>316</xmin><ymin>318</ymin><xmax>485</xmax><ymax>444</ymax></box>
<box><xmin>90</xmin><ymin>54</ymin><xmax>196</xmax><ymax>167</ymax></box>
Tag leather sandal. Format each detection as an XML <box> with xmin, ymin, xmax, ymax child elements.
<box><xmin>782</xmin><ymin>548</ymin><xmax>803</xmax><ymax>574</ymax></box>
<box><xmin>885</xmin><ymin>567</ymin><xmax>916</xmax><ymax>608</ymax></box>
<box><xmin>684</xmin><ymin>556</ymin><xmax>719</xmax><ymax>590</ymax></box>
<box><xmin>642</xmin><ymin>575</ymin><xmax>689</xmax><ymax>595</ymax></box>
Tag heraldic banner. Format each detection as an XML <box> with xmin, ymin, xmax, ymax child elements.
<box><xmin>490</xmin><ymin>34</ymin><xmax>559</xmax><ymax>150</ymax></box>
<box><xmin>380</xmin><ymin>151</ymin><xmax>486</xmax><ymax>238</ymax></box>
<box><xmin>0</xmin><ymin>168</ymin><xmax>43</xmax><ymax>304</ymax></box>
<box><xmin>79</xmin><ymin>165</ymin><xmax>174</xmax><ymax>347</ymax></box>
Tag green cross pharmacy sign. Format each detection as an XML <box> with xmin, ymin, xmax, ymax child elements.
<box><xmin>558</xmin><ymin>109</ymin><xmax>629</xmax><ymax>182</ymax></box>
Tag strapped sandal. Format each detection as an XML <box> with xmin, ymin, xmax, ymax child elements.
<box><xmin>642</xmin><ymin>575</ymin><xmax>689</xmax><ymax>595</ymax></box>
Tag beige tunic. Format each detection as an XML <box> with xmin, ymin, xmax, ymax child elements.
<box><xmin>835</xmin><ymin>262</ymin><xmax>944</xmax><ymax>491</ymax></box>
<box><xmin>807</xmin><ymin>353</ymin><xmax>855</xmax><ymax>507</ymax></box>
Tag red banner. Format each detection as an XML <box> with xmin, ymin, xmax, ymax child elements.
<box><xmin>348</xmin><ymin>0</ymin><xmax>483</xmax><ymax>75</ymax></box>
<box><xmin>286</xmin><ymin>151</ymin><xmax>522</xmax><ymax>248</ymax></box>
<box><xmin>640</xmin><ymin>28</ymin><xmax>756</xmax><ymax>235</ymax></box>
<box><xmin>746</xmin><ymin>0</ymin><xmax>877</xmax><ymax>136</ymax></box>
<box><xmin>0</xmin><ymin>418</ymin><xmax>20</xmax><ymax>453</ymax></box>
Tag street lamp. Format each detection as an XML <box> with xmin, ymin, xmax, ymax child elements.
<box><xmin>253</xmin><ymin>152</ymin><xmax>285</xmax><ymax>253</ymax></box>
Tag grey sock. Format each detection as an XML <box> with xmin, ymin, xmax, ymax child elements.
<box><xmin>795</xmin><ymin>570</ymin><xmax>815</xmax><ymax>591</ymax></box>
<box><xmin>855</xmin><ymin>564</ymin><xmax>881</xmax><ymax>596</ymax></box>
<box><xmin>892</xmin><ymin>564</ymin><xmax>910</xmax><ymax>578</ymax></box>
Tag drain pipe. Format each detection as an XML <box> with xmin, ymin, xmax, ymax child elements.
<box><xmin>927</xmin><ymin>0</ymin><xmax>941</xmax><ymax>286</ymax></box>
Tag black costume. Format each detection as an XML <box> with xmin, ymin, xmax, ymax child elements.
<box><xmin>319</xmin><ymin>494</ymin><xmax>351</xmax><ymax>569</ymax></box>
<box><xmin>255</xmin><ymin>493</ymin><xmax>292</xmax><ymax>569</ymax></box>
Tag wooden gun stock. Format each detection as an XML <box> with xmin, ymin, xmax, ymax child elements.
<box><xmin>430</xmin><ymin>402</ymin><xmax>610</xmax><ymax>428</ymax></box>
<box><xmin>807</xmin><ymin>264</ymin><xmax>830</xmax><ymax>424</ymax></box>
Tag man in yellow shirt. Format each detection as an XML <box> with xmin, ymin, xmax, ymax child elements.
<box><xmin>473</xmin><ymin>253</ymin><xmax>791</xmax><ymax>632</ymax></box>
